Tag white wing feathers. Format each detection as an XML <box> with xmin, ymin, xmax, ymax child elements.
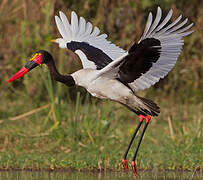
<box><xmin>131</xmin><ymin>7</ymin><xmax>193</xmax><ymax>91</ymax></box>
<box><xmin>99</xmin><ymin>7</ymin><xmax>193</xmax><ymax>92</ymax></box>
<box><xmin>59</xmin><ymin>11</ymin><xmax>72</xmax><ymax>40</ymax></box>
<box><xmin>55</xmin><ymin>11</ymin><xmax>126</xmax><ymax>65</ymax></box>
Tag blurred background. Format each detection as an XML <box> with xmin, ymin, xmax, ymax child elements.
<box><xmin>0</xmin><ymin>0</ymin><xmax>202</xmax><ymax>170</ymax></box>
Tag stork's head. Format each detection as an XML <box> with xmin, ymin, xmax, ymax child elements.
<box><xmin>51</xmin><ymin>38</ymin><xmax>67</xmax><ymax>48</ymax></box>
<box><xmin>8</xmin><ymin>50</ymin><xmax>52</xmax><ymax>83</ymax></box>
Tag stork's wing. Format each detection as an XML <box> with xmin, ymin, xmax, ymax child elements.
<box><xmin>98</xmin><ymin>7</ymin><xmax>194</xmax><ymax>92</ymax></box>
<box><xmin>55</xmin><ymin>11</ymin><xmax>126</xmax><ymax>70</ymax></box>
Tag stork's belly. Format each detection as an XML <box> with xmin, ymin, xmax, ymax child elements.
<box><xmin>87</xmin><ymin>77</ymin><xmax>132</xmax><ymax>100</ymax></box>
<box><xmin>85</xmin><ymin>77</ymin><xmax>147</xmax><ymax>114</ymax></box>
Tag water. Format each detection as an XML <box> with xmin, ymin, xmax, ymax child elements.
<box><xmin>0</xmin><ymin>170</ymin><xmax>201</xmax><ymax>180</ymax></box>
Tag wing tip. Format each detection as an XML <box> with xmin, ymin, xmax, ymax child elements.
<box><xmin>71</xmin><ymin>11</ymin><xmax>76</xmax><ymax>15</ymax></box>
<box><xmin>169</xmin><ymin>8</ymin><xmax>173</xmax><ymax>14</ymax></box>
<box><xmin>71</xmin><ymin>11</ymin><xmax>78</xmax><ymax>20</ymax></box>
<box><xmin>182</xmin><ymin>30</ymin><xmax>194</xmax><ymax>36</ymax></box>
<box><xmin>55</xmin><ymin>15</ymin><xmax>60</xmax><ymax>23</ymax></box>
<box><xmin>59</xmin><ymin>11</ymin><xmax>67</xmax><ymax>19</ymax></box>
<box><xmin>59</xmin><ymin>11</ymin><xmax>63</xmax><ymax>15</ymax></box>
<box><xmin>157</xmin><ymin>6</ymin><xmax>161</xmax><ymax>13</ymax></box>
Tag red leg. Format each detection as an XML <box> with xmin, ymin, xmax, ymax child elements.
<box><xmin>122</xmin><ymin>117</ymin><xmax>144</xmax><ymax>171</ymax></box>
<box><xmin>122</xmin><ymin>114</ymin><xmax>151</xmax><ymax>174</ymax></box>
<box><xmin>122</xmin><ymin>115</ymin><xmax>144</xmax><ymax>171</ymax></box>
<box><xmin>131</xmin><ymin>115</ymin><xmax>151</xmax><ymax>174</ymax></box>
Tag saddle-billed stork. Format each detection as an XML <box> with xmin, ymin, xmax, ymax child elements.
<box><xmin>8</xmin><ymin>7</ymin><xmax>193</xmax><ymax>174</ymax></box>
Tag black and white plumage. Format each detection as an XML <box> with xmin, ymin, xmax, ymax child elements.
<box><xmin>54</xmin><ymin>11</ymin><xmax>125</xmax><ymax>69</ymax></box>
<box><xmin>53</xmin><ymin>7</ymin><xmax>193</xmax><ymax>116</ymax></box>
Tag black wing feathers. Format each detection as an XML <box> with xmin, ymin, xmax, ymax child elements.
<box><xmin>118</xmin><ymin>38</ymin><xmax>161</xmax><ymax>83</ymax></box>
<box><xmin>67</xmin><ymin>41</ymin><xmax>113</xmax><ymax>70</ymax></box>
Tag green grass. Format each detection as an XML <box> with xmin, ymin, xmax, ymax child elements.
<box><xmin>0</xmin><ymin>93</ymin><xmax>202</xmax><ymax>171</ymax></box>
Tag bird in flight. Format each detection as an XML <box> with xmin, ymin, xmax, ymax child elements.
<box><xmin>8</xmin><ymin>7</ymin><xmax>193</xmax><ymax>174</ymax></box>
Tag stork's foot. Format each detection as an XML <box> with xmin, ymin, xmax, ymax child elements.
<box><xmin>131</xmin><ymin>161</ymin><xmax>138</xmax><ymax>175</ymax></box>
<box><xmin>122</xmin><ymin>159</ymin><xmax>129</xmax><ymax>171</ymax></box>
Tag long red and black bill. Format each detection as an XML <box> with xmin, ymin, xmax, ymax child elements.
<box><xmin>8</xmin><ymin>53</ymin><xmax>41</xmax><ymax>83</ymax></box>
<box><xmin>8</xmin><ymin>67</ymin><xmax>29</xmax><ymax>83</ymax></box>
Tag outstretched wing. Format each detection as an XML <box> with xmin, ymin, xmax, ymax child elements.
<box><xmin>55</xmin><ymin>11</ymin><xmax>126</xmax><ymax>70</ymax></box>
<box><xmin>99</xmin><ymin>7</ymin><xmax>194</xmax><ymax>92</ymax></box>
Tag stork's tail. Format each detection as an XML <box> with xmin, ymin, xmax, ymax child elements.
<box><xmin>137</xmin><ymin>96</ymin><xmax>160</xmax><ymax>116</ymax></box>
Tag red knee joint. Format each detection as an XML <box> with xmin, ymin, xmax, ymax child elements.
<box><xmin>139</xmin><ymin>115</ymin><xmax>145</xmax><ymax>122</ymax></box>
<box><xmin>145</xmin><ymin>115</ymin><xmax>151</xmax><ymax>123</ymax></box>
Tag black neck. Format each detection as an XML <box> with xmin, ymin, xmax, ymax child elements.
<box><xmin>46</xmin><ymin>57</ymin><xmax>75</xmax><ymax>87</ymax></box>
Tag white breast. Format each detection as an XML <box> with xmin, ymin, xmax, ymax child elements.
<box><xmin>88</xmin><ymin>76</ymin><xmax>132</xmax><ymax>100</ymax></box>
<box><xmin>71</xmin><ymin>69</ymin><xmax>99</xmax><ymax>88</ymax></box>
<box><xmin>71</xmin><ymin>69</ymin><xmax>132</xmax><ymax>101</ymax></box>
